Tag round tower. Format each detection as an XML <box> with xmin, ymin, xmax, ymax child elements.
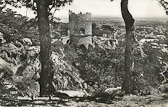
<box><xmin>69</xmin><ymin>11</ymin><xmax>92</xmax><ymax>36</ymax></box>
<box><xmin>69</xmin><ymin>10</ymin><xmax>93</xmax><ymax>49</ymax></box>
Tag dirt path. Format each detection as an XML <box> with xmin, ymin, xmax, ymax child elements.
<box><xmin>1</xmin><ymin>94</ymin><xmax>168</xmax><ymax>107</ymax></box>
<box><xmin>59</xmin><ymin>95</ymin><xmax>168</xmax><ymax>107</ymax></box>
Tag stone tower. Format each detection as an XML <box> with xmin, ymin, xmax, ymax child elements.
<box><xmin>69</xmin><ymin>10</ymin><xmax>92</xmax><ymax>49</ymax></box>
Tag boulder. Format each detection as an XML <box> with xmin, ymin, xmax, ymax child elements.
<box><xmin>22</xmin><ymin>38</ymin><xmax>32</xmax><ymax>46</ymax></box>
<box><xmin>0</xmin><ymin>35</ymin><xmax>6</xmax><ymax>44</ymax></box>
<box><xmin>57</xmin><ymin>90</ymin><xmax>86</xmax><ymax>97</ymax></box>
<box><xmin>0</xmin><ymin>57</ymin><xmax>10</xmax><ymax>69</ymax></box>
<box><xmin>104</xmin><ymin>87</ymin><xmax>122</xmax><ymax>94</ymax></box>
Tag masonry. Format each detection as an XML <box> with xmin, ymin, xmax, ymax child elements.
<box><xmin>68</xmin><ymin>10</ymin><xmax>93</xmax><ymax>49</ymax></box>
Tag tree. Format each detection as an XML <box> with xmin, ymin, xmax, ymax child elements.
<box><xmin>157</xmin><ymin>0</ymin><xmax>168</xmax><ymax>38</ymax></box>
<box><xmin>1</xmin><ymin>0</ymin><xmax>72</xmax><ymax>96</ymax></box>
<box><xmin>157</xmin><ymin>0</ymin><xmax>168</xmax><ymax>15</ymax></box>
<box><xmin>113</xmin><ymin>0</ymin><xmax>168</xmax><ymax>94</ymax></box>
<box><xmin>120</xmin><ymin>0</ymin><xmax>136</xmax><ymax>94</ymax></box>
<box><xmin>26</xmin><ymin>0</ymin><xmax>72</xmax><ymax>96</ymax></box>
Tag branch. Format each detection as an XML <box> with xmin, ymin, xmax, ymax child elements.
<box><xmin>48</xmin><ymin>4</ymin><xmax>55</xmax><ymax>12</ymax></box>
<box><xmin>157</xmin><ymin>0</ymin><xmax>168</xmax><ymax>15</ymax></box>
<box><xmin>0</xmin><ymin>2</ymin><xmax>6</xmax><ymax>11</ymax></box>
<box><xmin>53</xmin><ymin>7</ymin><xmax>58</xmax><ymax>15</ymax></box>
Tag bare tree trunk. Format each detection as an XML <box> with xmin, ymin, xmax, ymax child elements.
<box><xmin>121</xmin><ymin>0</ymin><xmax>135</xmax><ymax>94</ymax></box>
<box><xmin>36</xmin><ymin>0</ymin><xmax>54</xmax><ymax>96</ymax></box>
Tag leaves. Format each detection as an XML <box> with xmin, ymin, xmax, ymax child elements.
<box><xmin>0</xmin><ymin>8</ymin><xmax>39</xmax><ymax>42</ymax></box>
<box><xmin>157</xmin><ymin>0</ymin><xmax>168</xmax><ymax>15</ymax></box>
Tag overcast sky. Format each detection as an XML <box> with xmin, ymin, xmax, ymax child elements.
<box><xmin>8</xmin><ymin>0</ymin><xmax>167</xmax><ymax>21</ymax></box>
<box><xmin>56</xmin><ymin>0</ymin><xmax>167</xmax><ymax>17</ymax></box>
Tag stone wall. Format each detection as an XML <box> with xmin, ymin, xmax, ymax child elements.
<box><xmin>70</xmin><ymin>35</ymin><xmax>92</xmax><ymax>49</ymax></box>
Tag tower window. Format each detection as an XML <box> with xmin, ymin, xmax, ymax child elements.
<box><xmin>79</xmin><ymin>28</ymin><xmax>85</xmax><ymax>35</ymax></box>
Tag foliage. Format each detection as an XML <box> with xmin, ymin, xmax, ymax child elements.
<box><xmin>16</xmin><ymin>78</ymin><xmax>39</xmax><ymax>97</ymax></box>
<box><xmin>131</xmin><ymin>44</ymin><xmax>162</xmax><ymax>95</ymax></box>
<box><xmin>0</xmin><ymin>0</ymin><xmax>74</xmax><ymax>96</ymax></box>
<box><xmin>0</xmin><ymin>8</ymin><xmax>39</xmax><ymax>43</ymax></box>
<box><xmin>1</xmin><ymin>0</ymin><xmax>73</xmax><ymax>13</ymax></box>
<box><xmin>0</xmin><ymin>7</ymin><xmax>69</xmax><ymax>44</ymax></box>
<box><xmin>0</xmin><ymin>66</ymin><xmax>14</xmax><ymax>86</ymax></box>
<box><xmin>157</xmin><ymin>0</ymin><xmax>168</xmax><ymax>15</ymax></box>
<box><xmin>71</xmin><ymin>27</ymin><xmax>168</xmax><ymax>95</ymax></box>
<box><xmin>50</xmin><ymin>22</ymin><xmax>68</xmax><ymax>39</ymax></box>
<box><xmin>73</xmin><ymin>45</ymin><xmax>124</xmax><ymax>92</ymax></box>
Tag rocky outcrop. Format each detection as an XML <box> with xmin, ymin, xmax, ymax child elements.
<box><xmin>0</xmin><ymin>33</ymin><xmax>84</xmax><ymax>97</ymax></box>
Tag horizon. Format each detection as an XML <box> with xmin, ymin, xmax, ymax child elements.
<box><xmin>54</xmin><ymin>0</ymin><xmax>167</xmax><ymax>19</ymax></box>
<box><xmin>59</xmin><ymin>15</ymin><xmax>168</xmax><ymax>23</ymax></box>
<box><xmin>5</xmin><ymin>0</ymin><xmax>168</xmax><ymax>22</ymax></box>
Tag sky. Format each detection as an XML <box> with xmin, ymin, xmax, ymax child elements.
<box><xmin>7</xmin><ymin>0</ymin><xmax>168</xmax><ymax>22</ymax></box>
<box><xmin>56</xmin><ymin>0</ymin><xmax>167</xmax><ymax>17</ymax></box>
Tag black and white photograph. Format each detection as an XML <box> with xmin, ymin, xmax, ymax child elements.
<box><xmin>0</xmin><ymin>0</ymin><xmax>168</xmax><ymax>106</ymax></box>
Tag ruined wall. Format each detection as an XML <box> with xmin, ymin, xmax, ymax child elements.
<box><xmin>70</xmin><ymin>35</ymin><xmax>92</xmax><ymax>49</ymax></box>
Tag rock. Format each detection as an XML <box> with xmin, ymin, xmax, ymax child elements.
<box><xmin>57</xmin><ymin>90</ymin><xmax>86</xmax><ymax>97</ymax></box>
<box><xmin>104</xmin><ymin>87</ymin><xmax>122</xmax><ymax>94</ymax></box>
<box><xmin>27</xmin><ymin>81</ymin><xmax>40</xmax><ymax>97</ymax></box>
<box><xmin>0</xmin><ymin>37</ymin><xmax>84</xmax><ymax>97</ymax></box>
<box><xmin>0</xmin><ymin>58</ymin><xmax>13</xmax><ymax>80</ymax></box>
<box><xmin>93</xmin><ymin>87</ymin><xmax>124</xmax><ymax>98</ymax></box>
<box><xmin>22</xmin><ymin>38</ymin><xmax>32</xmax><ymax>46</ymax></box>
<box><xmin>0</xmin><ymin>57</ymin><xmax>10</xmax><ymax>69</ymax></box>
<box><xmin>0</xmin><ymin>35</ymin><xmax>6</xmax><ymax>44</ymax></box>
<box><xmin>61</xmin><ymin>36</ymin><xmax>70</xmax><ymax>45</ymax></box>
<box><xmin>14</xmin><ymin>41</ymin><xmax>23</xmax><ymax>48</ymax></box>
<box><xmin>53</xmin><ymin>92</ymin><xmax>70</xmax><ymax>99</ymax></box>
<box><xmin>27</xmin><ymin>46</ymin><xmax>40</xmax><ymax>53</ymax></box>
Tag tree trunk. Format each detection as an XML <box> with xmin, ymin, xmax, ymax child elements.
<box><xmin>36</xmin><ymin>0</ymin><xmax>54</xmax><ymax>96</ymax></box>
<box><xmin>121</xmin><ymin>0</ymin><xmax>135</xmax><ymax>94</ymax></box>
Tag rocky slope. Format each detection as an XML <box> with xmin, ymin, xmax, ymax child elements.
<box><xmin>0</xmin><ymin>33</ymin><xmax>84</xmax><ymax>97</ymax></box>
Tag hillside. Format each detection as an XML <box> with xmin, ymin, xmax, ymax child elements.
<box><xmin>0</xmin><ymin>9</ymin><xmax>168</xmax><ymax>106</ymax></box>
